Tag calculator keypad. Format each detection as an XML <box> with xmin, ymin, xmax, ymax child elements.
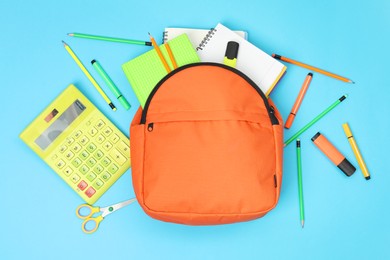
<box><xmin>49</xmin><ymin>113</ymin><xmax>130</xmax><ymax>203</ymax></box>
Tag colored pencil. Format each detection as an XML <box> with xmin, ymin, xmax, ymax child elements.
<box><xmin>164</xmin><ymin>43</ymin><xmax>178</xmax><ymax>69</ymax></box>
<box><xmin>272</xmin><ymin>54</ymin><xmax>354</xmax><ymax>84</ymax></box>
<box><xmin>148</xmin><ymin>33</ymin><xmax>171</xmax><ymax>73</ymax></box>
<box><xmin>68</xmin><ymin>33</ymin><xmax>152</xmax><ymax>46</ymax></box>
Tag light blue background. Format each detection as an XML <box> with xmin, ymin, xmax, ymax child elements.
<box><xmin>1</xmin><ymin>0</ymin><xmax>389</xmax><ymax>259</ymax></box>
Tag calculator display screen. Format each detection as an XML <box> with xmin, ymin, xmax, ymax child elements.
<box><xmin>35</xmin><ymin>100</ymin><xmax>86</xmax><ymax>150</ymax></box>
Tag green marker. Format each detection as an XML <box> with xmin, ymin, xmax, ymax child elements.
<box><xmin>68</xmin><ymin>33</ymin><xmax>152</xmax><ymax>46</ymax></box>
<box><xmin>91</xmin><ymin>60</ymin><xmax>131</xmax><ymax>110</ymax></box>
<box><xmin>284</xmin><ymin>95</ymin><xmax>348</xmax><ymax>146</ymax></box>
<box><xmin>296</xmin><ymin>139</ymin><xmax>305</xmax><ymax>228</ymax></box>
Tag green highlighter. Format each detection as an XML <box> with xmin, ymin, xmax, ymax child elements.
<box><xmin>91</xmin><ymin>59</ymin><xmax>131</xmax><ymax>110</ymax></box>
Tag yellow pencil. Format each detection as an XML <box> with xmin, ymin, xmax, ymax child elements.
<box><xmin>342</xmin><ymin>123</ymin><xmax>371</xmax><ymax>180</ymax></box>
<box><xmin>62</xmin><ymin>41</ymin><xmax>116</xmax><ymax>111</ymax></box>
<box><xmin>148</xmin><ymin>33</ymin><xmax>171</xmax><ymax>73</ymax></box>
<box><xmin>164</xmin><ymin>43</ymin><xmax>178</xmax><ymax>69</ymax></box>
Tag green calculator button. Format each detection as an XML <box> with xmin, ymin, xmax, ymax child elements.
<box><xmin>87</xmin><ymin>143</ymin><xmax>97</xmax><ymax>153</ymax></box>
<box><xmin>87</xmin><ymin>172</ymin><xmax>97</xmax><ymax>182</ymax></box>
<box><xmin>72</xmin><ymin>158</ymin><xmax>82</xmax><ymax>168</ymax></box>
<box><xmin>101</xmin><ymin>157</ymin><xmax>111</xmax><ymax>167</ymax></box>
<box><xmin>102</xmin><ymin>172</ymin><xmax>112</xmax><ymax>181</ymax></box>
<box><xmin>87</xmin><ymin>157</ymin><xmax>97</xmax><ymax>167</ymax></box>
<box><xmin>79</xmin><ymin>136</ymin><xmax>89</xmax><ymax>145</ymax></box>
<box><xmin>80</xmin><ymin>150</ymin><xmax>90</xmax><ymax>160</ymax></box>
<box><xmin>80</xmin><ymin>164</ymin><xmax>89</xmax><ymax>175</ymax></box>
<box><xmin>93</xmin><ymin>179</ymin><xmax>104</xmax><ymax>190</ymax></box>
<box><xmin>108</xmin><ymin>164</ymin><xmax>118</xmax><ymax>174</ymax></box>
<box><xmin>94</xmin><ymin>150</ymin><xmax>104</xmax><ymax>160</ymax></box>
<box><xmin>94</xmin><ymin>164</ymin><xmax>104</xmax><ymax>175</ymax></box>
<box><xmin>96</xmin><ymin>135</ymin><xmax>105</xmax><ymax>144</ymax></box>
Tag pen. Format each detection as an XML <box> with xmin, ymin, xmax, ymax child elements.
<box><xmin>296</xmin><ymin>139</ymin><xmax>305</xmax><ymax>228</ymax></box>
<box><xmin>272</xmin><ymin>54</ymin><xmax>354</xmax><ymax>84</ymax></box>
<box><xmin>91</xmin><ymin>59</ymin><xmax>131</xmax><ymax>110</ymax></box>
<box><xmin>62</xmin><ymin>41</ymin><xmax>116</xmax><ymax>111</ymax></box>
<box><xmin>68</xmin><ymin>32</ymin><xmax>152</xmax><ymax>46</ymax></box>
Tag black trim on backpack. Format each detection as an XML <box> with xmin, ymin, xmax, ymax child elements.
<box><xmin>141</xmin><ymin>62</ymin><xmax>279</xmax><ymax>126</ymax></box>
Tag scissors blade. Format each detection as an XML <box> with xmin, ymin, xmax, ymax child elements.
<box><xmin>100</xmin><ymin>198</ymin><xmax>137</xmax><ymax>217</ymax></box>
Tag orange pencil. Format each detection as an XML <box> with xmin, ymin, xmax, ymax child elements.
<box><xmin>272</xmin><ymin>54</ymin><xmax>354</xmax><ymax>84</ymax></box>
<box><xmin>148</xmin><ymin>33</ymin><xmax>171</xmax><ymax>73</ymax></box>
<box><xmin>164</xmin><ymin>43</ymin><xmax>178</xmax><ymax>69</ymax></box>
<box><xmin>285</xmin><ymin>73</ymin><xmax>313</xmax><ymax>129</ymax></box>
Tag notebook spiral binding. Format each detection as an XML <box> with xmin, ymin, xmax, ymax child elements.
<box><xmin>162</xmin><ymin>31</ymin><xmax>168</xmax><ymax>44</ymax></box>
<box><xmin>196</xmin><ymin>28</ymin><xmax>217</xmax><ymax>51</ymax></box>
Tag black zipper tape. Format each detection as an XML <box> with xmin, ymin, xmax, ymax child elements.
<box><xmin>140</xmin><ymin>62</ymin><xmax>279</xmax><ymax>125</ymax></box>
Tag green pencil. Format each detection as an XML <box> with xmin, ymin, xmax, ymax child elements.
<box><xmin>68</xmin><ymin>32</ymin><xmax>152</xmax><ymax>46</ymax></box>
<box><xmin>284</xmin><ymin>95</ymin><xmax>348</xmax><ymax>146</ymax></box>
<box><xmin>296</xmin><ymin>139</ymin><xmax>305</xmax><ymax>228</ymax></box>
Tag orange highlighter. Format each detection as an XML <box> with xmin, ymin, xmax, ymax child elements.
<box><xmin>285</xmin><ymin>73</ymin><xmax>313</xmax><ymax>129</ymax></box>
<box><xmin>311</xmin><ymin>132</ymin><xmax>356</xmax><ymax>176</ymax></box>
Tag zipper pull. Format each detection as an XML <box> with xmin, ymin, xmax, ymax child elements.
<box><xmin>147</xmin><ymin>123</ymin><xmax>154</xmax><ymax>132</ymax></box>
<box><xmin>269</xmin><ymin>106</ymin><xmax>279</xmax><ymax>125</ymax></box>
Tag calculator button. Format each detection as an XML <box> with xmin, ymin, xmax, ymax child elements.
<box><xmin>95</xmin><ymin>120</ymin><xmax>105</xmax><ymax>129</ymax></box>
<box><xmin>88</xmin><ymin>127</ymin><xmax>98</xmax><ymax>137</ymax></box>
<box><xmin>93</xmin><ymin>164</ymin><xmax>104</xmax><ymax>175</ymax></box>
<box><xmin>117</xmin><ymin>141</ymin><xmax>130</xmax><ymax>157</ymax></box>
<box><xmin>73</xmin><ymin>130</ymin><xmax>82</xmax><ymax>139</ymax></box>
<box><xmin>93</xmin><ymin>179</ymin><xmax>104</xmax><ymax>190</ymax></box>
<box><xmin>103</xmin><ymin>141</ymin><xmax>113</xmax><ymax>151</ymax></box>
<box><xmin>87</xmin><ymin>172</ymin><xmax>97</xmax><ymax>182</ymax></box>
<box><xmin>72</xmin><ymin>144</ymin><xmax>82</xmax><ymax>153</ymax></box>
<box><xmin>103</xmin><ymin>127</ymin><xmax>113</xmax><ymax>137</ymax></box>
<box><xmin>70</xmin><ymin>173</ymin><xmax>80</xmax><ymax>183</ymax></box>
<box><xmin>59</xmin><ymin>145</ymin><xmax>67</xmax><ymax>153</ymax></box>
<box><xmin>109</xmin><ymin>149</ymin><xmax>127</xmax><ymax>166</ymax></box>
<box><xmin>79</xmin><ymin>136</ymin><xmax>89</xmax><ymax>146</ymax></box>
<box><xmin>63</xmin><ymin>167</ymin><xmax>73</xmax><ymax>176</ymax></box>
<box><xmin>101</xmin><ymin>172</ymin><xmax>112</xmax><ymax>182</ymax></box>
<box><xmin>80</xmin><ymin>150</ymin><xmax>90</xmax><ymax>160</ymax></box>
<box><xmin>77</xmin><ymin>180</ymin><xmax>88</xmax><ymax>191</ymax></box>
<box><xmin>108</xmin><ymin>164</ymin><xmax>119</xmax><ymax>174</ymax></box>
<box><xmin>85</xmin><ymin>187</ymin><xmax>96</xmax><ymax>198</ymax></box>
<box><xmin>87</xmin><ymin>157</ymin><xmax>97</xmax><ymax>167</ymax></box>
<box><xmin>94</xmin><ymin>150</ymin><xmax>104</xmax><ymax>160</ymax></box>
<box><xmin>101</xmin><ymin>157</ymin><xmax>111</xmax><ymax>167</ymax></box>
<box><xmin>80</xmin><ymin>164</ymin><xmax>90</xmax><ymax>175</ymax></box>
<box><xmin>96</xmin><ymin>135</ymin><xmax>105</xmax><ymax>144</ymax></box>
<box><xmin>72</xmin><ymin>158</ymin><xmax>82</xmax><ymax>168</ymax></box>
<box><xmin>65</xmin><ymin>151</ymin><xmax>74</xmax><ymax>160</ymax></box>
<box><xmin>87</xmin><ymin>143</ymin><xmax>97</xmax><ymax>153</ymax></box>
<box><xmin>66</xmin><ymin>137</ymin><xmax>75</xmax><ymax>145</ymax></box>
<box><xmin>110</xmin><ymin>134</ymin><xmax>120</xmax><ymax>144</ymax></box>
<box><xmin>56</xmin><ymin>160</ymin><xmax>66</xmax><ymax>169</ymax></box>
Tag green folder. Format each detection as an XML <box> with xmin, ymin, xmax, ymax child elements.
<box><xmin>122</xmin><ymin>34</ymin><xmax>200</xmax><ymax>107</ymax></box>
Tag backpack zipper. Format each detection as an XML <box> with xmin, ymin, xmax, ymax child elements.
<box><xmin>141</xmin><ymin>62</ymin><xmax>279</xmax><ymax>125</ymax></box>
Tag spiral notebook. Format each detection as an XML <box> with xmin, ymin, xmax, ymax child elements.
<box><xmin>197</xmin><ymin>23</ymin><xmax>286</xmax><ymax>96</ymax></box>
<box><xmin>163</xmin><ymin>27</ymin><xmax>247</xmax><ymax>50</ymax></box>
<box><xmin>122</xmin><ymin>34</ymin><xmax>200</xmax><ymax>107</ymax></box>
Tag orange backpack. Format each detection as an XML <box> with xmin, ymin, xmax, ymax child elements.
<box><xmin>130</xmin><ymin>63</ymin><xmax>284</xmax><ymax>225</ymax></box>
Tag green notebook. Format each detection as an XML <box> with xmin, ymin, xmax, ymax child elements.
<box><xmin>122</xmin><ymin>34</ymin><xmax>200</xmax><ymax>107</ymax></box>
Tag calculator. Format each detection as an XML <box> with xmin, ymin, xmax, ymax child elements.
<box><xmin>20</xmin><ymin>84</ymin><xmax>131</xmax><ymax>204</ymax></box>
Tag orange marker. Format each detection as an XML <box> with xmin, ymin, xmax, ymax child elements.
<box><xmin>285</xmin><ymin>73</ymin><xmax>313</xmax><ymax>129</ymax></box>
<box><xmin>148</xmin><ymin>32</ymin><xmax>171</xmax><ymax>73</ymax></box>
<box><xmin>311</xmin><ymin>132</ymin><xmax>356</xmax><ymax>176</ymax></box>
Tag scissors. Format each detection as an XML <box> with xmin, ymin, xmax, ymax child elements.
<box><xmin>76</xmin><ymin>198</ymin><xmax>137</xmax><ymax>234</ymax></box>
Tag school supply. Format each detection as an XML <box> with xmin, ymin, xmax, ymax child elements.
<box><xmin>164</xmin><ymin>43</ymin><xmax>178</xmax><ymax>69</ymax></box>
<box><xmin>20</xmin><ymin>84</ymin><xmax>131</xmax><ymax>204</ymax></box>
<box><xmin>91</xmin><ymin>59</ymin><xmax>131</xmax><ymax>110</ymax></box>
<box><xmin>149</xmin><ymin>32</ymin><xmax>171</xmax><ymax>73</ymax></box>
<box><xmin>130</xmin><ymin>63</ymin><xmax>283</xmax><ymax>225</ymax></box>
<box><xmin>162</xmin><ymin>27</ymin><xmax>248</xmax><ymax>48</ymax></box>
<box><xmin>296</xmin><ymin>139</ymin><xmax>305</xmax><ymax>228</ymax></box>
<box><xmin>285</xmin><ymin>73</ymin><xmax>313</xmax><ymax>129</ymax></box>
<box><xmin>122</xmin><ymin>34</ymin><xmax>200</xmax><ymax>107</ymax></box>
<box><xmin>342</xmin><ymin>123</ymin><xmax>371</xmax><ymax>180</ymax></box>
<box><xmin>311</xmin><ymin>132</ymin><xmax>356</xmax><ymax>176</ymax></box>
<box><xmin>62</xmin><ymin>41</ymin><xmax>116</xmax><ymax>111</ymax></box>
<box><xmin>76</xmin><ymin>198</ymin><xmax>137</xmax><ymax>234</ymax></box>
<box><xmin>223</xmin><ymin>41</ymin><xmax>239</xmax><ymax>68</ymax></box>
<box><xmin>284</xmin><ymin>95</ymin><xmax>348</xmax><ymax>146</ymax></box>
<box><xmin>196</xmin><ymin>23</ymin><xmax>286</xmax><ymax>96</ymax></box>
<box><xmin>272</xmin><ymin>54</ymin><xmax>354</xmax><ymax>84</ymax></box>
<box><xmin>68</xmin><ymin>32</ymin><xmax>152</xmax><ymax>46</ymax></box>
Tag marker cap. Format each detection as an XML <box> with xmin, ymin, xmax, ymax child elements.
<box><xmin>118</xmin><ymin>95</ymin><xmax>131</xmax><ymax>110</ymax></box>
<box><xmin>337</xmin><ymin>158</ymin><xmax>356</xmax><ymax>177</ymax></box>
